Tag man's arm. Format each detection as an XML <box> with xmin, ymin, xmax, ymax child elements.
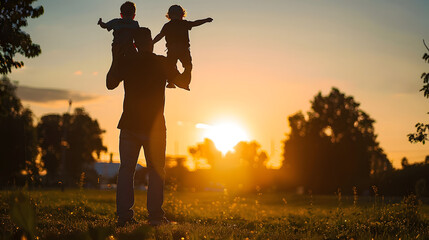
<box><xmin>106</xmin><ymin>71</ymin><xmax>122</xmax><ymax>90</ymax></box>
<box><xmin>189</xmin><ymin>18</ymin><xmax>213</xmax><ymax>28</ymax></box>
<box><xmin>106</xmin><ymin>49</ymin><xmax>127</xmax><ymax>90</ymax></box>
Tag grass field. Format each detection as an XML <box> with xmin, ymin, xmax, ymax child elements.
<box><xmin>1</xmin><ymin>188</ymin><xmax>428</xmax><ymax>239</ymax></box>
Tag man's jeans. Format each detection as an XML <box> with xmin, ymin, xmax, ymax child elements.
<box><xmin>116</xmin><ymin>127</ymin><xmax>166</xmax><ymax>221</ymax></box>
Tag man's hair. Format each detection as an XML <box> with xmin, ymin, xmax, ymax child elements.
<box><xmin>121</xmin><ymin>1</ymin><xmax>136</xmax><ymax>17</ymax></box>
<box><xmin>133</xmin><ymin>27</ymin><xmax>152</xmax><ymax>52</ymax></box>
<box><xmin>166</xmin><ymin>5</ymin><xmax>186</xmax><ymax>19</ymax></box>
<box><xmin>134</xmin><ymin>27</ymin><xmax>151</xmax><ymax>43</ymax></box>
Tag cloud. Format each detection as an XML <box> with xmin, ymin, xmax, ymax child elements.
<box><xmin>16</xmin><ymin>86</ymin><xmax>99</xmax><ymax>103</ymax></box>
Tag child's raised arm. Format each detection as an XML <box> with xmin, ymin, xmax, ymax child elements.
<box><xmin>98</xmin><ymin>18</ymin><xmax>108</xmax><ymax>29</ymax></box>
<box><xmin>190</xmin><ymin>17</ymin><xmax>213</xmax><ymax>28</ymax></box>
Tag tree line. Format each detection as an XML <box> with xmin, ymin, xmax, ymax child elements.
<box><xmin>160</xmin><ymin>87</ymin><xmax>428</xmax><ymax>196</ymax></box>
<box><xmin>0</xmin><ymin>76</ymin><xmax>107</xmax><ymax>188</ymax></box>
<box><xmin>172</xmin><ymin>46</ymin><xmax>429</xmax><ymax>196</ymax></box>
<box><xmin>2</xmin><ymin>76</ymin><xmax>429</xmax><ymax>196</ymax></box>
<box><xmin>1</xmin><ymin>0</ymin><xmax>427</xmax><ymax>195</ymax></box>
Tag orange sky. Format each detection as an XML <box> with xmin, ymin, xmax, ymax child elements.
<box><xmin>9</xmin><ymin>0</ymin><xmax>429</xmax><ymax>168</ymax></box>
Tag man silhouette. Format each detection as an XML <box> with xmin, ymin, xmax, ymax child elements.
<box><xmin>107</xmin><ymin>27</ymin><xmax>188</xmax><ymax>227</ymax></box>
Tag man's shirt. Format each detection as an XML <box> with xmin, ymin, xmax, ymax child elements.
<box><xmin>112</xmin><ymin>52</ymin><xmax>179</xmax><ymax>134</ymax></box>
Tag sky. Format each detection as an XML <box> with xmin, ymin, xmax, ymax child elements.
<box><xmin>8</xmin><ymin>0</ymin><xmax>429</xmax><ymax>168</ymax></box>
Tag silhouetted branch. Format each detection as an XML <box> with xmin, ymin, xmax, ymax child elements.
<box><xmin>424</xmin><ymin>39</ymin><xmax>429</xmax><ymax>52</ymax></box>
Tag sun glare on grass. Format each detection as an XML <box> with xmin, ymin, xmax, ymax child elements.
<box><xmin>196</xmin><ymin>122</ymin><xmax>249</xmax><ymax>154</ymax></box>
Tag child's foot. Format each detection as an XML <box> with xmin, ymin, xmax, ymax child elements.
<box><xmin>174</xmin><ymin>71</ymin><xmax>191</xmax><ymax>91</ymax></box>
<box><xmin>169</xmin><ymin>78</ymin><xmax>190</xmax><ymax>91</ymax></box>
<box><xmin>166</xmin><ymin>82</ymin><xmax>176</xmax><ymax>88</ymax></box>
<box><xmin>174</xmin><ymin>80</ymin><xmax>190</xmax><ymax>91</ymax></box>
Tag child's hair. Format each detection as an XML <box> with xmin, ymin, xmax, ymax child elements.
<box><xmin>166</xmin><ymin>5</ymin><xmax>186</xmax><ymax>19</ymax></box>
<box><xmin>121</xmin><ymin>1</ymin><xmax>136</xmax><ymax>17</ymax></box>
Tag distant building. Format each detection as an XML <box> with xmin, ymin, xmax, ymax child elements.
<box><xmin>93</xmin><ymin>162</ymin><xmax>145</xmax><ymax>189</ymax></box>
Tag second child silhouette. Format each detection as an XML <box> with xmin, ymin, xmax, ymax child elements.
<box><xmin>153</xmin><ymin>5</ymin><xmax>213</xmax><ymax>90</ymax></box>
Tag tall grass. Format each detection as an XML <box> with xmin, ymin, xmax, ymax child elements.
<box><xmin>1</xmin><ymin>188</ymin><xmax>428</xmax><ymax>239</ymax></box>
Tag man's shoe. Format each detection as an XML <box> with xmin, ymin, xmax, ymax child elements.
<box><xmin>116</xmin><ymin>218</ymin><xmax>138</xmax><ymax>227</ymax></box>
<box><xmin>149</xmin><ymin>217</ymin><xmax>170</xmax><ymax>227</ymax></box>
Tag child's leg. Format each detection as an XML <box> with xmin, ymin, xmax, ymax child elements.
<box><xmin>178</xmin><ymin>49</ymin><xmax>192</xmax><ymax>88</ymax></box>
<box><xmin>165</xmin><ymin>50</ymin><xmax>180</xmax><ymax>88</ymax></box>
<box><xmin>166</xmin><ymin>50</ymin><xmax>179</xmax><ymax>69</ymax></box>
<box><xmin>107</xmin><ymin>44</ymin><xmax>122</xmax><ymax>82</ymax></box>
<box><xmin>179</xmin><ymin>49</ymin><xmax>193</xmax><ymax>72</ymax></box>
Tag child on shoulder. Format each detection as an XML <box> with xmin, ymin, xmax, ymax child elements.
<box><xmin>153</xmin><ymin>5</ymin><xmax>213</xmax><ymax>90</ymax></box>
<box><xmin>98</xmin><ymin>1</ymin><xmax>139</xmax><ymax>83</ymax></box>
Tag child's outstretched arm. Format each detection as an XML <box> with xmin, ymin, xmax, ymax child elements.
<box><xmin>153</xmin><ymin>32</ymin><xmax>165</xmax><ymax>44</ymax></box>
<box><xmin>190</xmin><ymin>18</ymin><xmax>213</xmax><ymax>27</ymax></box>
<box><xmin>98</xmin><ymin>18</ymin><xmax>108</xmax><ymax>29</ymax></box>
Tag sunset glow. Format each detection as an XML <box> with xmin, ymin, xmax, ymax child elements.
<box><xmin>8</xmin><ymin>0</ymin><xmax>429</xmax><ymax>168</ymax></box>
<box><xmin>197</xmin><ymin>122</ymin><xmax>249</xmax><ymax>154</ymax></box>
<box><xmin>3</xmin><ymin>0</ymin><xmax>429</xmax><ymax>237</ymax></box>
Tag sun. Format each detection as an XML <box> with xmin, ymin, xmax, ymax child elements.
<box><xmin>197</xmin><ymin>122</ymin><xmax>249</xmax><ymax>154</ymax></box>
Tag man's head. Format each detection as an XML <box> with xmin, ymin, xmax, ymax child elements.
<box><xmin>134</xmin><ymin>28</ymin><xmax>153</xmax><ymax>53</ymax></box>
<box><xmin>166</xmin><ymin>5</ymin><xmax>186</xmax><ymax>20</ymax></box>
<box><xmin>120</xmin><ymin>1</ymin><xmax>136</xmax><ymax>19</ymax></box>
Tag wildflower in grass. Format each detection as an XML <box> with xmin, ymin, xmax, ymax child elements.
<box><xmin>336</xmin><ymin>188</ymin><xmax>342</xmax><ymax>207</ymax></box>
<box><xmin>79</xmin><ymin>172</ymin><xmax>86</xmax><ymax>189</ymax></box>
<box><xmin>282</xmin><ymin>197</ymin><xmax>287</xmax><ymax>205</ymax></box>
<box><xmin>372</xmin><ymin>185</ymin><xmax>379</xmax><ymax>208</ymax></box>
<box><xmin>9</xmin><ymin>191</ymin><xmax>36</xmax><ymax>239</ymax></box>
<box><xmin>353</xmin><ymin>187</ymin><xmax>358</xmax><ymax>207</ymax></box>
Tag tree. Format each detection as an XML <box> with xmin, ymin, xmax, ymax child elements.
<box><xmin>369</xmin><ymin>146</ymin><xmax>392</xmax><ymax>178</ymax></box>
<box><xmin>188</xmin><ymin>138</ymin><xmax>222</xmax><ymax>169</ymax></box>
<box><xmin>37</xmin><ymin>114</ymin><xmax>62</xmax><ymax>184</ymax></box>
<box><xmin>401</xmin><ymin>157</ymin><xmax>409</xmax><ymax>169</ymax></box>
<box><xmin>0</xmin><ymin>76</ymin><xmax>39</xmax><ymax>187</ymax></box>
<box><xmin>0</xmin><ymin>0</ymin><xmax>44</xmax><ymax>74</ymax></box>
<box><xmin>282</xmin><ymin>88</ymin><xmax>391</xmax><ymax>193</ymax></box>
<box><xmin>225</xmin><ymin>141</ymin><xmax>268</xmax><ymax>169</ymax></box>
<box><xmin>37</xmin><ymin>108</ymin><xmax>107</xmax><ymax>186</ymax></box>
<box><xmin>378</xmin><ymin>161</ymin><xmax>429</xmax><ymax>196</ymax></box>
<box><xmin>408</xmin><ymin>42</ymin><xmax>429</xmax><ymax>144</ymax></box>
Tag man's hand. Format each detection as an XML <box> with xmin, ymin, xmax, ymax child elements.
<box><xmin>206</xmin><ymin>17</ymin><xmax>213</xmax><ymax>23</ymax></box>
